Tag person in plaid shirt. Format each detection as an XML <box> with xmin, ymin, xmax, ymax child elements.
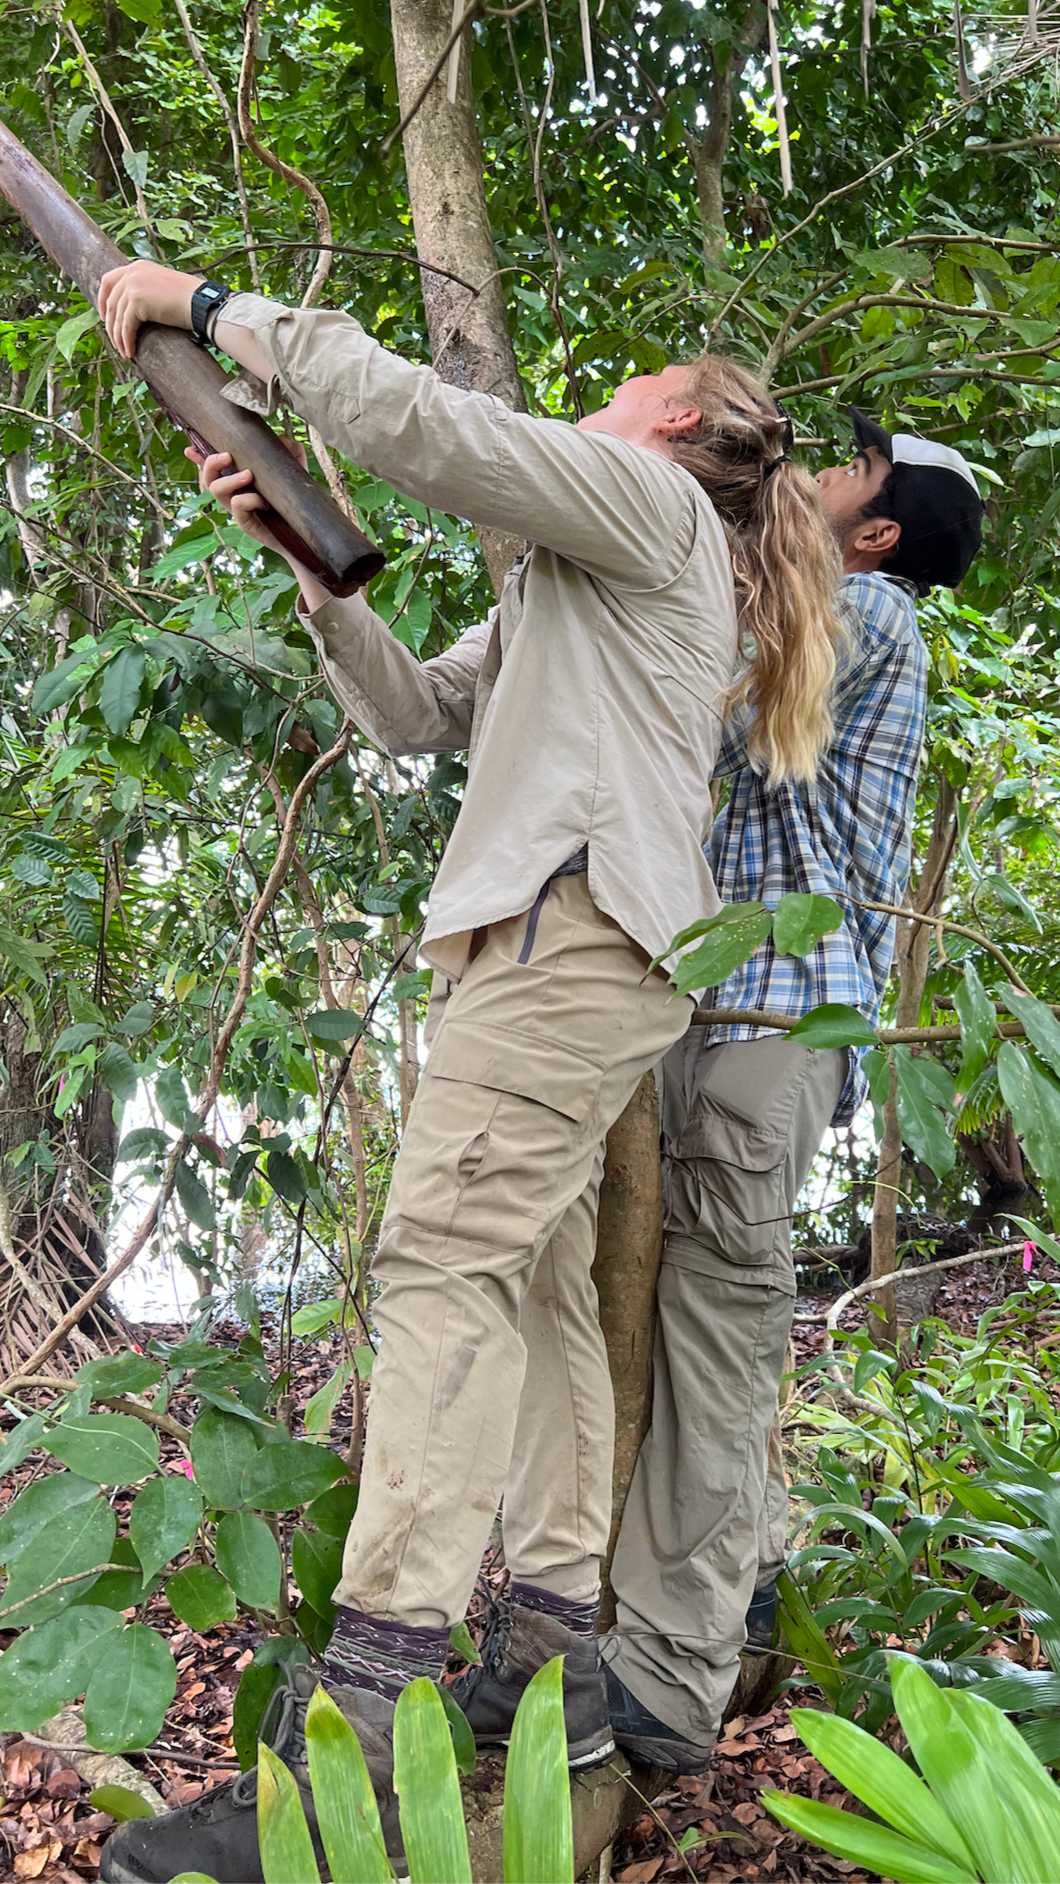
<box><xmin>605</xmin><ymin>408</ymin><xmax>985</xmax><ymax>1770</ymax></box>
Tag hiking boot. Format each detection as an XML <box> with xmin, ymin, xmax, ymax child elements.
<box><xmin>99</xmin><ymin>1663</ymin><xmax>404</xmax><ymax>1883</ymax></box>
<box><xmin>604</xmin><ymin>1665</ymin><xmax>713</xmax><ymax>1774</ymax></box>
<box><xmin>451</xmin><ymin>1591</ymin><xmax>615</xmax><ymax>1769</ymax></box>
<box><xmin>744</xmin><ymin>1574</ymin><xmax>780</xmax><ymax>1653</ymax></box>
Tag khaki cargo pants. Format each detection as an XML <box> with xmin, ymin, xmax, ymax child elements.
<box><xmin>607</xmin><ymin>1029</ymin><xmax>845</xmax><ymax>1744</ymax></box>
<box><xmin>336</xmin><ymin>874</ymin><xmax>689</xmax><ymax>1628</ymax></box>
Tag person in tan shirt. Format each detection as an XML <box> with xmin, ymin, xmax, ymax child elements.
<box><xmin>96</xmin><ymin>259</ymin><xmax>842</xmax><ymax>1881</ymax></box>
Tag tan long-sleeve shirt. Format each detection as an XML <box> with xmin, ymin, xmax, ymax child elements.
<box><xmin>220</xmin><ymin>293</ymin><xmax>738</xmax><ymax>979</ymax></box>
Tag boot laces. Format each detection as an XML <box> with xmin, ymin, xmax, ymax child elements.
<box><xmin>479</xmin><ymin>1585</ymin><xmax>514</xmax><ymax>1679</ymax></box>
<box><xmin>223</xmin><ymin>1671</ymin><xmax>310</xmax><ymax>1809</ymax></box>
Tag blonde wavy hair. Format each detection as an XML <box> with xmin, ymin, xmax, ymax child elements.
<box><xmin>668</xmin><ymin>354</ymin><xmax>843</xmax><ymax>787</ymax></box>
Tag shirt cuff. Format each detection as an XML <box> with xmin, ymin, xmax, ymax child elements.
<box><xmin>218</xmin><ymin>291</ymin><xmax>295</xmax><ymax>418</ymax></box>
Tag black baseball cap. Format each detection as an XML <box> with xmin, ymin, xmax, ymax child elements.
<box><xmin>848</xmin><ymin>408</ymin><xmax>985</xmax><ymax>592</ymax></box>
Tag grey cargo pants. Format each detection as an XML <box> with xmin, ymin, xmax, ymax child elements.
<box><xmin>607</xmin><ymin>1031</ymin><xmax>845</xmax><ymax>1744</ymax></box>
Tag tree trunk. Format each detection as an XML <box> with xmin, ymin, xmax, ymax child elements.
<box><xmin>390</xmin><ymin>0</ymin><xmax>526</xmax><ymax>593</ymax></box>
<box><xmin>869</xmin><ymin>778</ymin><xmax>957</xmax><ymax>1337</ymax></box>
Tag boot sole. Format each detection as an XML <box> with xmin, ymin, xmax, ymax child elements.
<box><xmin>475</xmin><ymin>1729</ymin><xmax>616</xmax><ymax>1770</ymax></box>
<box><xmin>613</xmin><ymin>1729</ymin><xmax>712</xmax><ymax>1774</ymax></box>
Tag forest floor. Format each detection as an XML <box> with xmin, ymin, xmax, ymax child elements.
<box><xmin>0</xmin><ymin>1250</ymin><xmax>1048</xmax><ymax>1884</ymax></box>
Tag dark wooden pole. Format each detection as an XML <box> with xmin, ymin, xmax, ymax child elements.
<box><xmin>0</xmin><ymin>118</ymin><xmax>382</xmax><ymax>595</ymax></box>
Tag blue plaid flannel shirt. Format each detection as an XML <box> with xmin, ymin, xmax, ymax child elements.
<box><xmin>705</xmin><ymin>572</ymin><xmax>927</xmax><ymax>1124</ymax></box>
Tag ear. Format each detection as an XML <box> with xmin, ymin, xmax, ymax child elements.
<box><xmin>656</xmin><ymin>404</ymin><xmax>701</xmax><ymax>442</ymax></box>
<box><xmin>850</xmin><ymin>515</ymin><xmax>901</xmax><ymax>559</ymax></box>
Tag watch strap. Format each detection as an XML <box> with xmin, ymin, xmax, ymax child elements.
<box><xmin>190</xmin><ymin>279</ymin><xmax>233</xmax><ymax>348</ymax></box>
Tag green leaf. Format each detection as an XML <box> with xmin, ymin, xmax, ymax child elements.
<box><xmin>156</xmin><ymin>1063</ymin><xmax>193</xmax><ymax>1131</ymax></box>
<box><xmin>292</xmin><ymin>1526</ymin><xmax>342</xmax><ymax>1615</ymax></box>
<box><xmin>393</xmin><ymin>1678</ymin><xmax>471</xmax><ymax>1884</ymax></box>
<box><xmin>165</xmin><ymin>1563</ymin><xmax>238</xmax><ymax>1631</ymax></box>
<box><xmin>439</xmin><ymin>1687</ymin><xmax>477</xmax><ymax>1778</ymax></box>
<box><xmin>665</xmin><ymin>902</ymin><xmax>773</xmax><ymax>995</ymax></box>
<box><xmin>150</xmin><ymin>533</ymin><xmax>217</xmax><ymax>581</ymax></box>
<box><xmin>762</xmin><ymin>1793</ymin><xmax>975</xmax><ymax>1884</ymax></box>
<box><xmin>895</xmin><ymin>1048</ymin><xmax>956</xmax><ymax>1181</ymax></box>
<box><xmin>45</xmin><ymin>1412</ymin><xmax>160</xmax><ymax>1485</ymax></box>
<box><xmin>115</xmin><ymin>0</ymin><xmax>160</xmax><ymax>21</ymax></box>
<box><xmin>954</xmin><ymin>961</ymin><xmax>996</xmax><ymax>1088</ymax></box>
<box><xmin>997</xmin><ymin>1041</ymin><xmax>1060</xmax><ymax>1217</ymax></box>
<box><xmin>1003</xmin><ymin>988</ymin><xmax>1060</xmax><ymax>1081</ymax></box>
<box><xmin>304</xmin><ymin>1360</ymin><xmax>353</xmax><ymax>1439</ymax></box>
<box><xmin>448</xmin><ymin>1620</ymin><xmax>481</xmax><ymax>1668</ymax></box>
<box><xmin>80</xmin><ymin>1534</ymin><xmax>153</xmax><ymax>1611</ymax></box>
<box><xmin>51</xmin><ymin>1021</ymin><xmax>105</xmax><ymax>1055</ymax></box>
<box><xmin>0</xmin><ymin>1497</ymin><xmax>116</xmax><ymax>1626</ymax></box>
<box><xmin>31</xmin><ymin>652</ymin><xmax>95</xmax><ymax>715</ymax></box>
<box><xmin>852</xmin><ymin>245</ymin><xmax>934</xmax><ymax>280</ymax></box>
<box><xmin>129</xmin><ymin>1474</ymin><xmax>203</xmax><ymax>1584</ymax></box>
<box><xmin>63</xmin><ymin>885</ymin><xmax>98</xmax><ymax>945</ymax></box>
<box><xmin>190</xmin><ymin>1408</ymin><xmax>260</xmax><ymax>1509</ymax></box>
<box><xmin>305</xmin><ymin>1481</ymin><xmax>359</xmax><ymax>1540</ymax></box>
<box><xmin>788</xmin><ymin>1003</ymin><xmax>877</xmax><ymax>1049</ymax></box>
<box><xmin>306</xmin><ymin>1008</ymin><xmax>365</xmax><ymax>1045</ymax></box>
<box><xmin>0</xmin><ymin>924</ymin><xmax>48</xmax><ymax>987</ymax></box>
<box><xmin>291</xmin><ymin>1299</ymin><xmax>341</xmax><ymax>1336</ymax></box>
<box><xmin>502</xmin><ymin>1657</ymin><xmax>572</xmax><ymax>1884</ymax></box>
<box><xmin>122</xmin><ymin>146</ymin><xmax>149</xmax><ymax>190</ymax></box>
<box><xmin>100</xmin><ymin>646</ymin><xmax>146</xmax><ymax>736</ymax></box>
<box><xmin>0</xmin><ymin>1471</ymin><xmax>98</xmax><ymax>1568</ymax></box>
<box><xmin>233</xmin><ymin>1660</ymin><xmax>281</xmax><ymax>1772</ymax></box>
<box><xmin>84</xmin><ymin>1623</ymin><xmax>177</xmax><ymax>1752</ymax></box>
<box><xmin>54</xmin><ymin>306</ymin><xmax>99</xmax><ymax>363</ymax></box>
<box><xmin>99</xmin><ymin>1042</ymin><xmax>140</xmax><ymax>1106</ymax></box>
<box><xmin>89</xmin><ymin>1783</ymin><xmax>156</xmax><ymax>1821</ymax></box>
<box><xmin>241</xmin><ymin>1440</ymin><xmax>345</xmax><ymax>1511</ymax></box>
<box><xmin>215</xmin><ymin>1511</ymin><xmax>282</xmax><ymax>1613</ymax></box>
<box><xmin>66</xmin><ymin>101</ymin><xmax>95</xmax><ymax>150</ymax></box>
<box><xmin>175</xmin><ymin>1160</ymin><xmax>216</xmax><ymax>1231</ymax></box>
<box><xmin>305</xmin><ymin>1684</ymin><xmax>394</xmax><ymax>1882</ymax></box>
<box><xmin>118</xmin><ymin>1127</ymin><xmax>168</xmax><ymax>1164</ymax></box>
<box><xmin>118</xmin><ymin>1000</ymin><xmax>157</xmax><ymax>1038</ymax></box>
<box><xmin>789</xmin><ymin>1706</ymin><xmax>974</xmax><ymax>1867</ymax></box>
<box><xmin>265</xmin><ymin>1147</ymin><xmax>306</xmax><ymax>1204</ymax></box>
<box><xmin>891</xmin><ymin>1658</ymin><xmax>1045</xmax><ymax>1884</ymax></box>
<box><xmin>772</xmin><ymin>893</ymin><xmax>843</xmax><ymax>957</ymax></box>
<box><xmin>0</xmin><ymin>1410</ymin><xmax>47</xmax><ymax>1475</ymax></box>
<box><xmin>0</xmin><ymin>1608</ymin><xmax>122</xmax><ymax>1732</ymax></box>
<box><xmin>777</xmin><ymin>1571</ymin><xmax>844</xmax><ymax>1706</ymax></box>
<box><xmin>257</xmin><ymin>1743</ymin><xmax>322</xmax><ymax>1884</ymax></box>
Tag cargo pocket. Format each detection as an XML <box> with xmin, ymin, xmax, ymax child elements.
<box><xmin>667</xmin><ymin>1100</ymin><xmax>789</xmax><ymax>1270</ymax></box>
<box><xmin>427</xmin><ymin>1018</ymin><xmax>603</xmax><ymax>1124</ymax></box>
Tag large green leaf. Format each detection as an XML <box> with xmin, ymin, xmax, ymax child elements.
<box><xmin>948</xmin><ymin>1687</ymin><xmax>1060</xmax><ymax>1875</ymax></box>
<box><xmin>772</xmin><ymin>892</ymin><xmax>843</xmax><ymax>957</ymax></box>
<box><xmin>890</xmin><ymin>1657</ymin><xmax>1046</xmax><ymax>1884</ymax></box>
<box><xmin>502</xmin><ymin>1656</ymin><xmax>573</xmax><ymax>1884</ymax></box>
<box><xmin>0</xmin><ymin>1607</ymin><xmax>122</xmax><ymax>1732</ymax></box>
<box><xmin>788</xmin><ymin>1003</ymin><xmax>877</xmax><ymax>1049</ymax></box>
<box><xmin>233</xmin><ymin>1659</ymin><xmax>281</xmax><ymax>1773</ymax></box>
<box><xmin>305</xmin><ymin>1482</ymin><xmax>359</xmax><ymax>1539</ymax></box>
<box><xmin>241</xmin><ymin>1440</ymin><xmax>346</xmax><ymax>1511</ymax></box>
<box><xmin>129</xmin><ymin>1474</ymin><xmax>203</xmax><ymax>1584</ymax></box>
<box><xmin>761</xmin><ymin>1793</ymin><xmax>976</xmax><ymax>1884</ymax></box>
<box><xmin>1003</xmin><ymin>987</ymin><xmax>1060</xmax><ymax>1081</ymax></box>
<box><xmin>895</xmin><ymin>1047</ymin><xmax>956</xmax><ymax>1181</ymax></box>
<box><xmin>190</xmin><ymin>1408</ymin><xmax>260</xmax><ymax>1509</ymax></box>
<box><xmin>88</xmin><ymin>1784</ymin><xmax>157</xmax><ymax>1822</ymax></box>
<box><xmin>304</xmin><ymin>1361</ymin><xmax>354</xmax><ymax>1439</ymax></box>
<box><xmin>0</xmin><ymin>1497</ymin><xmax>116</xmax><ymax>1626</ymax></box>
<box><xmin>84</xmin><ymin>1623</ymin><xmax>177</xmax><ymax>1752</ymax></box>
<box><xmin>292</xmin><ymin>1526</ymin><xmax>343</xmax><ymax>1616</ymax></box>
<box><xmin>257</xmin><ymin>1744</ymin><xmax>322</xmax><ymax>1883</ymax></box>
<box><xmin>76</xmin><ymin>1351</ymin><xmax>165</xmax><ymax>1398</ymax></box>
<box><xmin>393</xmin><ymin>1677</ymin><xmax>471</xmax><ymax>1883</ymax></box>
<box><xmin>997</xmin><ymin>1041</ymin><xmax>1060</xmax><ymax>1217</ymax></box>
<box><xmin>306</xmin><ymin>1008</ymin><xmax>365</xmax><ymax>1045</ymax></box>
<box><xmin>31</xmin><ymin>651</ymin><xmax>96</xmax><ymax>716</ymax></box>
<box><xmin>44</xmin><ymin>1411</ymin><xmax>161</xmax><ymax>1484</ymax></box>
<box><xmin>954</xmin><ymin>960</ymin><xmax>996</xmax><ymax>1089</ymax></box>
<box><xmin>305</xmin><ymin>1684</ymin><xmax>394</xmax><ymax>1882</ymax></box>
<box><xmin>99</xmin><ymin>645</ymin><xmax>146</xmax><ymax>736</ymax></box>
<box><xmin>214</xmin><ymin>1511</ymin><xmax>282</xmax><ymax>1613</ymax></box>
<box><xmin>0</xmin><ymin>1471</ymin><xmax>98</xmax><ymax>1568</ymax></box>
<box><xmin>165</xmin><ymin>1564</ymin><xmax>237</xmax><ymax>1632</ymax></box>
<box><xmin>666</xmin><ymin>902</ymin><xmax>773</xmax><ymax>995</ymax></box>
<box><xmin>175</xmin><ymin>1160</ymin><xmax>217</xmax><ymax>1231</ymax></box>
<box><xmin>789</xmin><ymin>1706</ymin><xmax>974</xmax><ymax>1869</ymax></box>
<box><xmin>0</xmin><ymin>1411</ymin><xmax>47</xmax><ymax>1475</ymax></box>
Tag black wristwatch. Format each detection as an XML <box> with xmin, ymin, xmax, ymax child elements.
<box><xmin>189</xmin><ymin>278</ymin><xmax>232</xmax><ymax>348</ymax></box>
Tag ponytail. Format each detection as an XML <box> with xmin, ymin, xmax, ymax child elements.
<box><xmin>668</xmin><ymin>356</ymin><xmax>844</xmax><ymax>787</ymax></box>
